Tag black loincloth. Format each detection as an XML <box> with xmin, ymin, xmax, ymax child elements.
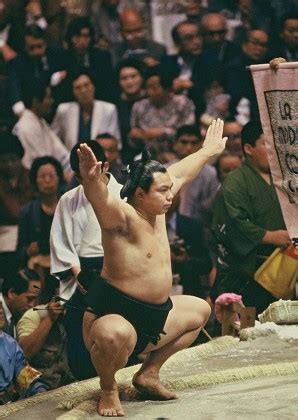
<box><xmin>85</xmin><ymin>275</ymin><xmax>173</xmax><ymax>357</ymax></box>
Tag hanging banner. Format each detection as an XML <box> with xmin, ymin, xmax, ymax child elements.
<box><xmin>250</xmin><ymin>62</ymin><xmax>298</xmax><ymax>245</ymax></box>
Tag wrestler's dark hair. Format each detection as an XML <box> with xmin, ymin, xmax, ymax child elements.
<box><xmin>2</xmin><ymin>268</ymin><xmax>40</xmax><ymax>296</ymax></box>
<box><xmin>29</xmin><ymin>156</ymin><xmax>64</xmax><ymax>190</ymax></box>
<box><xmin>70</xmin><ymin>140</ymin><xmax>106</xmax><ymax>174</ymax></box>
<box><xmin>175</xmin><ymin>124</ymin><xmax>202</xmax><ymax>141</ymax></box>
<box><xmin>120</xmin><ymin>150</ymin><xmax>167</xmax><ymax>201</ymax></box>
<box><xmin>241</xmin><ymin>120</ymin><xmax>263</xmax><ymax>154</ymax></box>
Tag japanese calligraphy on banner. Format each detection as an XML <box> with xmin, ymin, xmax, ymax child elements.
<box><xmin>250</xmin><ymin>62</ymin><xmax>298</xmax><ymax>244</ymax></box>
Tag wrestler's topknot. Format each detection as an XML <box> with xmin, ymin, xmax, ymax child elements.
<box><xmin>120</xmin><ymin>150</ymin><xmax>166</xmax><ymax>201</ymax></box>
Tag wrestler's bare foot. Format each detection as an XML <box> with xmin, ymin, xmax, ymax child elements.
<box><xmin>98</xmin><ymin>386</ymin><xmax>124</xmax><ymax>417</ymax></box>
<box><xmin>132</xmin><ymin>371</ymin><xmax>178</xmax><ymax>400</ymax></box>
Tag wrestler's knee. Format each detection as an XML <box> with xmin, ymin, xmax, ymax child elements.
<box><xmin>92</xmin><ymin>315</ymin><xmax>137</xmax><ymax>352</ymax></box>
<box><xmin>188</xmin><ymin>296</ymin><xmax>211</xmax><ymax>326</ymax></box>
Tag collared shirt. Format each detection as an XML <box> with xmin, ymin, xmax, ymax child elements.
<box><xmin>50</xmin><ymin>174</ymin><xmax>122</xmax><ymax>300</ymax></box>
<box><xmin>0</xmin><ymin>293</ymin><xmax>15</xmax><ymax>338</ymax></box>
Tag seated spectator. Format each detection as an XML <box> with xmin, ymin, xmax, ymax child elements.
<box><xmin>17</xmin><ymin>157</ymin><xmax>64</xmax><ymax>279</ymax></box>
<box><xmin>183</xmin><ymin>0</ymin><xmax>207</xmax><ymax>25</ymax></box>
<box><xmin>8</xmin><ymin>24</ymin><xmax>65</xmax><ymax>117</ymax></box>
<box><xmin>52</xmin><ymin>71</ymin><xmax>120</xmax><ymax>151</ymax></box>
<box><xmin>90</xmin><ymin>0</ymin><xmax>123</xmax><ymax>48</ymax></box>
<box><xmin>0</xmin><ymin>268</ymin><xmax>41</xmax><ymax>338</ymax></box>
<box><xmin>16</xmin><ymin>275</ymin><xmax>75</xmax><ymax>389</ymax></box>
<box><xmin>173</xmin><ymin>125</ymin><xmax>219</xmax><ymax>226</ymax></box>
<box><xmin>61</xmin><ymin>17</ymin><xmax>117</xmax><ymax>104</ymax></box>
<box><xmin>96</xmin><ymin>133</ymin><xmax>127</xmax><ymax>184</ymax></box>
<box><xmin>25</xmin><ymin>0</ymin><xmax>47</xmax><ymax>30</ymax></box>
<box><xmin>200</xmin><ymin>13</ymin><xmax>241</xmax><ymax>66</ymax></box>
<box><xmin>129</xmin><ymin>65</ymin><xmax>195</xmax><ymax>160</ymax></box>
<box><xmin>166</xmin><ymin>193</ymin><xmax>213</xmax><ymax>300</ymax></box>
<box><xmin>224</xmin><ymin>28</ymin><xmax>273</xmax><ymax>122</ymax></box>
<box><xmin>12</xmin><ymin>78</ymin><xmax>72</xmax><ymax>181</ymax></box>
<box><xmin>111</xmin><ymin>9</ymin><xmax>167</xmax><ymax>67</ymax></box>
<box><xmin>162</xmin><ymin>20</ymin><xmax>208</xmax><ymax>117</ymax></box>
<box><xmin>223</xmin><ymin>118</ymin><xmax>243</xmax><ymax>155</ymax></box>
<box><xmin>214</xmin><ymin>151</ymin><xmax>242</xmax><ymax>184</ymax></box>
<box><xmin>0</xmin><ymin>302</ymin><xmax>46</xmax><ymax>405</ymax></box>
<box><xmin>0</xmin><ymin>132</ymin><xmax>33</xmax><ymax>281</ymax></box>
<box><xmin>116</xmin><ymin>58</ymin><xmax>146</xmax><ymax>163</ymax></box>
<box><xmin>273</xmin><ymin>11</ymin><xmax>298</xmax><ymax>62</ymax></box>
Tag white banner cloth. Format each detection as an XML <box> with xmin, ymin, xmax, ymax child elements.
<box><xmin>250</xmin><ymin>63</ymin><xmax>298</xmax><ymax>244</ymax></box>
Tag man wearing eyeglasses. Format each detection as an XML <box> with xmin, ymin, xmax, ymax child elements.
<box><xmin>8</xmin><ymin>24</ymin><xmax>65</xmax><ymax>117</ymax></box>
<box><xmin>224</xmin><ymin>28</ymin><xmax>273</xmax><ymax>121</ymax></box>
<box><xmin>200</xmin><ymin>13</ymin><xmax>240</xmax><ymax>65</ymax></box>
<box><xmin>111</xmin><ymin>9</ymin><xmax>167</xmax><ymax>67</ymax></box>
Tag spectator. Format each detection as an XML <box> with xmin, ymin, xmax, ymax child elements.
<box><xmin>183</xmin><ymin>0</ymin><xmax>207</xmax><ymax>25</ymax></box>
<box><xmin>0</xmin><ymin>268</ymin><xmax>41</xmax><ymax>338</ymax></box>
<box><xmin>111</xmin><ymin>9</ymin><xmax>166</xmax><ymax>67</ymax></box>
<box><xmin>50</xmin><ymin>140</ymin><xmax>122</xmax><ymax>379</ymax></box>
<box><xmin>0</xmin><ymin>302</ymin><xmax>46</xmax><ymax>404</ymax></box>
<box><xmin>8</xmin><ymin>24</ymin><xmax>65</xmax><ymax>116</ymax></box>
<box><xmin>62</xmin><ymin>17</ymin><xmax>117</xmax><ymax>103</ymax></box>
<box><xmin>0</xmin><ymin>132</ymin><xmax>33</xmax><ymax>281</ymax></box>
<box><xmin>17</xmin><ymin>157</ymin><xmax>64</xmax><ymax>278</ymax></box>
<box><xmin>200</xmin><ymin>13</ymin><xmax>241</xmax><ymax>66</ymax></box>
<box><xmin>16</xmin><ymin>275</ymin><xmax>75</xmax><ymax>390</ymax></box>
<box><xmin>52</xmin><ymin>71</ymin><xmax>120</xmax><ymax>151</ymax></box>
<box><xmin>224</xmin><ymin>29</ymin><xmax>273</xmax><ymax>122</ymax></box>
<box><xmin>273</xmin><ymin>11</ymin><xmax>298</xmax><ymax>62</ymax></box>
<box><xmin>162</xmin><ymin>20</ymin><xmax>207</xmax><ymax>117</ymax></box>
<box><xmin>211</xmin><ymin>121</ymin><xmax>290</xmax><ymax>315</ymax></box>
<box><xmin>174</xmin><ymin>125</ymin><xmax>219</xmax><ymax>226</ymax></box>
<box><xmin>166</xmin><ymin>193</ymin><xmax>213</xmax><ymax>300</ymax></box>
<box><xmin>130</xmin><ymin>65</ymin><xmax>195</xmax><ymax>160</ymax></box>
<box><xmin>12</xmin><ymin>78</ymin><xmax>72</xmax><ymax>181</ymax></box>
<box><xmin>91</xmin><ymin>0</ymin><xmax>123</xmax><ymax>48</ymax></box>
<box><xmin>223</xmin><ymin>118</ymin><xmax>243</xmax><ymax>155</ymax></box>
<box><xmin>96</xmin><ymin>133</ymin><xmax>127</xmax><ymax>184</ymax></box>
<box><xmin>214</xmin><ymin>151</ymin><xmax>242</xmax><ymax>184</ymax></box>
<box><xmin>116</xmin><ymin>58</ymin><xmax>146</xmax><ymax>163</ymax></box>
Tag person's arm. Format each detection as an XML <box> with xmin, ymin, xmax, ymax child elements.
<box><xmin>167</xmin><ymin>119</ymin><xmax>227</xmax><ymax>195</ymax></box>
<box><xmin>261</xmin><ymin>230</ymin><xmax>291</xmax><ymax>248</ymax></box>
<box><xmin>17</xmin><ymin>302</ymin><xmax>62</xmax><ymax>360</ymax></box>
<box><xmin>78</xmin><ymin>144</ymin><xmax>128</xmax><ymax>230</ymax></box>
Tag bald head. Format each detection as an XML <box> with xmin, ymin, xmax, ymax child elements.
<box><xmin>201</xmin><ymin>13</ymin><xmax>227</xmax><ymax>48</ymax></box>
<box><xmin>120</xmin><ymin>9</ymin><xmax>145</xmax><ymax>47</ymax></box>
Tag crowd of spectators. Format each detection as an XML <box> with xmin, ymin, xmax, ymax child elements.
<box><xmin>0</xmin><ymin>0</ymin><xmax>297</xmax><ymax>404</ymax></box>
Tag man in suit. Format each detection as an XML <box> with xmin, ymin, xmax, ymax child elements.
<box><xmin>51</xmin><ymin>71</ymin><xmax>121</xmax><ymax>151</ymax></box>
<box><xmin>110</xmin><ymin>9</ymin><xmax>166</xmax><ymax>67</ymax></box>
<box><xmin>8</xmin><ymin>24</ymin><xmax>65</xmax><ymax>116</ymax></box>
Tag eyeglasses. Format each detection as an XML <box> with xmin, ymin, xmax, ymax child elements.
<box><xmin>206</xmin><ymin>29</ymin><xmax>226</xmax><ymax>37</ymax></box>
<box><xmin>226</xmin><ymin>133</ymin><xmax>241</xmax><ymax>141</ymax></box>
<box><xmin>181</xmin><ymin>33</ymin><xmax>200</xmax><ymax>42</ymax></box>
<box><xmin>27</xmin><ymin>42</ymin><xmax>45</xmax><ymax>51</ymax></box>
<box><xmin>247</xmin><ymin>38</ymin><xmax>268</xmax><ymax>48</ymax></box>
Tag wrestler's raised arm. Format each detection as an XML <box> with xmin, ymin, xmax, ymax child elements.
<box><xmin>167</xmin><ymin>119</ymin><xmax>227</xmax><ymax>195</ymax></box>
<box><xmin>77</xmin><ymin>143</ymin><xmax>127</xmax><ymax>229</ymax></box>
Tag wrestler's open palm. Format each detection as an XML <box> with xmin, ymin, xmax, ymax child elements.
<box><xmin>77</xmin><ymin>143</ymin><xmax>107</xmax><ymax>182</ymax></box>
<box><xmin>203</xmin><ymin>118</ymin><xmax>227</xmax><ymax>156</ymax></box>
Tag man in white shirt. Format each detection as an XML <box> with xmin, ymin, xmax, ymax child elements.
<box><xmin>0</xmin><ymin>268</ymin><xmax>41</xmax><ymax>339</ymax></box>
<box><xmin>12</xmin><ymin>78</ymin><xmax>72</xmax><ymax>181</ymax></box>
<box><xmin>50</xmin><ymin>140</ymin><xmax>122</xmax><ymax>379</ymax></box>
<box><xmin>51</xmin><ymin>71</ymin><xmax>121</xmax><ymax>151</ymax></box>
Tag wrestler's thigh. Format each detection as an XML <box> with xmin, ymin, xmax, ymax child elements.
<box><xmin>143</xmin><ymin>295</ymin><xmax>211</xmax><ymax>353</ymax></box>
<box><xmin>83</xmin><ymin>312</ymin><xmax>137</xmax><ymax>353</ymax></box>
